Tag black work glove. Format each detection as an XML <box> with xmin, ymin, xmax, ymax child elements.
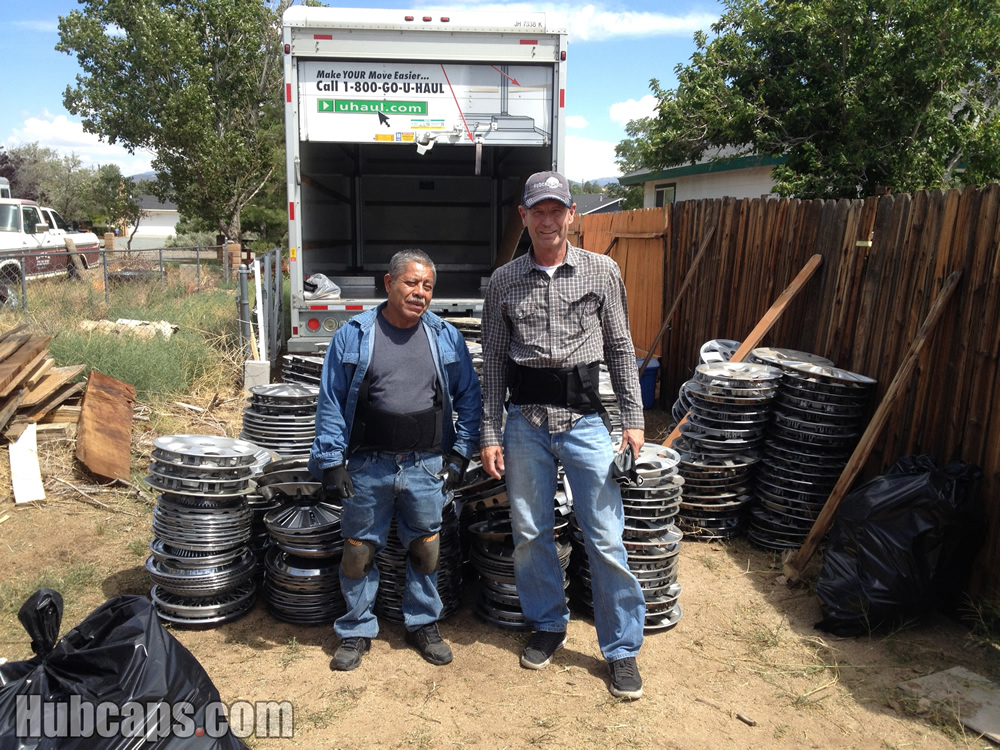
<box><xmin>323</xmin><ymin>464</ymin><xmax>355</xmax><ymax>499</ymax></box>
<box><xmin>611</xmin><ymin>444</ymin><xmax>642</xmax><ymax>487</ymax></box>
<box><xmin>437</xmin><ymin>452</ymin><xmax>469</xmax><ymax>493</ymax></box>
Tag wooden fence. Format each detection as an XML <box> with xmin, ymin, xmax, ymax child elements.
<box><xmin>571</xmin><ymin>184</ymin><xmax>1000</xmax><ymax>598</ymax></box>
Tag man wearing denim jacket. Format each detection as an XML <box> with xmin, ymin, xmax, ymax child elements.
<box><xmin>309</xmin><ymin>249</ymin><xmax>481</xmax><ymax>672</ymax></box>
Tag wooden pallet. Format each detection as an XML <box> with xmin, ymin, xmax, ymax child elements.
<box><xmin>0</xmin><ymin>327</ymin><xmax>87</xmax><ymax>437</ymax></box>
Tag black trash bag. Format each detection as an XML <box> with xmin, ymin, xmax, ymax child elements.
<box><xmin>0</xmin><ymin>593</ymin><xmax>248</xmax><ymax>750</ymax></box>
<box><xmin>20</xmin><ymin>589</ymin><xmax>64</xmax><ymax>657</ymax></box>
<box><xmin>815</xmin><ymin>454</ymin><xmax>985</xmax><ymax>637</ymax></box>
<box><xmin>0</xmin><ymin>590</ymin><xmax>64</xmax><ymax>687</ymax></box>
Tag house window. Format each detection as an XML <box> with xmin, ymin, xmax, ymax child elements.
<box><xmin>654</xmin><ymin>183</ymin><xmax>676</xmax><ymax>207</ymax></box>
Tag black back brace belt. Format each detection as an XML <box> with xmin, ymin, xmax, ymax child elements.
<box><xmin>507</xmin><ymin>359</ymin><xmax>611</xmax><ymax>432</ymax></box>
<box><xmin>349</xmin><ymin>373</ymin><xmax>444</xmax><ymax>453</ymax></box>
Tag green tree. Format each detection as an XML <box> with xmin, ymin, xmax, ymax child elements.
<box><xmin>605</xmin><ymin>180</ymin><xmax>643</xmax><ymax>211</ymax></box>
<box><xmin>2</xmin><ymin>143</ymin><xmax>97</xmax><ymax>218</ymax></box>
<box><xmin>611</xmin><ymin>132</ymin><xmax>650</xmax><ymax>210</ymax></box>
<box><xmin>57</xmin><ymin>0</ymin><xmax>287</xmax><ymax>241</ymax></box>
<box><xmin>89</xmin><ymin>165</ymin><xmax>151</xmax><ymax>250</ymax></box>
<box><xmin>621</xmin><ymin>0</ymin><xmax>1000</xmax><ymax>199</ymax></box>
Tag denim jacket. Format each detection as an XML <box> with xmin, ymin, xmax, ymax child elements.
<box><xmin>308</xmin><ymin>303</ymin><xmax>482</xmax><ymax>477</ymax></box>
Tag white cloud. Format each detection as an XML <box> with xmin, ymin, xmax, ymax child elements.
<box><xmin>609</xmin><ymin>94</ymin><xmax>659</xmax><ymax>126</ymax></box>
<box><xmin>565</xmin><ymin>135</ymin><xmax>621</xmax><ymax>182</ymax></box>
<box><xmin>565</xmin><ymin>6</ymin><xmax>718</xmax><ymax>42</ymax></box>
<box><xmin>565</xmin><ymin>115</ymin><xmax>589</xmax><ymax>129</ymax></box>
<box><xmin>7</xmin><ymin>114</ymin><xmax>154</xmax><ymax>177</ymax></box>
<box><xmin>11</xmin><ymin>20</ymin><xmax>59</xmax><ymax>33</ymax></box>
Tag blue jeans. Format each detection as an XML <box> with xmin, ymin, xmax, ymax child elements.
<box><xmin>335</xmin><ymin>451</ymin><xmax>446</xmax><ymax>639</ymax></box>
<box><xmin>503</xmin><ymin>407</ymin><xmax>645</xmax><ymax>661</ymax></box>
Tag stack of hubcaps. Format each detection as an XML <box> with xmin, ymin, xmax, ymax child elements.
<box><xmin>260</xmin><ymin>461</ymin><xmax>345</xmax><ymax>624</ymax></box>
<box><xmin>673</xmin><ymin>362</ymin><xmax>782</xmax><ymax>537</ymax></box>
<box><xmin>146</xmin><ymin>434</ymin><xmax>267</xmax><ymax>626</ymax></box>
<box><xmin>240</xmin><ymin>383</ymin><xmax>319</xmax><ymax>459</ymax></box>
<box><xmin>749</xmin><ymin>357</ymin><xmax>875</xmax><ymax>550</ymax></box>
<box><xmin>470</xmin><ymin>507</ymin><xmax>572</xmax><ymax>632</ymax></box>
<box><xmin>375</xmin><ymin>501</ymin><xmax>463</xmax><ymax>624</ymax></box>
<box><xmin>570</xmin><ymin>443</ymin><xmax>684</xmax><ymax>631</ymax></box>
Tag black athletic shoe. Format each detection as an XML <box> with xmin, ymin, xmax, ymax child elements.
<box><xmin>331</xmin><ymin>637</ymin><xmax>370</xmax><ymax>671</ymax></box>
<box><xmin>520</xmin><ymin>631</ymin><xmax>567</xmax><ymax>670</ymax></box>
<box><xmin>608</xmin><ymin>656</ymin><xmax>643</xmax><ymax>699</ymax></box>
<box><xmin>405</xmin><ymin>623</ymin><xmax>453</xmax><ymax>665</ymax></box>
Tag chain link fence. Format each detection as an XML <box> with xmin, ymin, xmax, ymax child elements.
<box><xmin>0</xmin><ymin>243</ymin><xmax>288</xmax><ymax>391</ymax></box>
<box><xmin>0</xmin><ymin>244</ymin><xmax>235</xmax><ymax>312</ymax></box>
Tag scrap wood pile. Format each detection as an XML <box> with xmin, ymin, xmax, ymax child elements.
<box><xmin>0</xmin><ymin>325</ymin><xmax>85</xmax><ymax>441</ymax></box>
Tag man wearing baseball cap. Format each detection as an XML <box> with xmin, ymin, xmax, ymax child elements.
<box><xmin>479</xmin><ymin>170</ymin><xmax>647</xmax><ymax>699</ymax></box>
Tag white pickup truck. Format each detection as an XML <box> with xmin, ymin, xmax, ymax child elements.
<box><xmin>0</xmin><ymin>198</ymin><xmax>100</xmax><ymax>304</ymax></box>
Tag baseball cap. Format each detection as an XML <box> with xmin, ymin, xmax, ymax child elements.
<box><xmin>522</xmin><ymin>171</ymin><xmax>573</xmax><ymax>208</ymax></box>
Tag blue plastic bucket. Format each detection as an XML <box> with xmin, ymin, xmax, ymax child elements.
<box><xmin>637</xmin><ymin>357</ymin><xmax>659</xmax><ymax>409</ymax></box>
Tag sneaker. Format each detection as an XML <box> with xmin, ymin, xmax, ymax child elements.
<box><xmin>520</xmin><ymin>631</ymin><xmax>567</xmax><ymax>670</ymax></box>
<box><xmin>330</xmin><ymin>637</ymin><xmax>370</xmax><ymax>672</ymax></box>
<box><xmin>405</xmin><ymin>623</ymin><xmax>453</xmax><ymax>665</ymax></box>
<box><xmin>608</xmin><ymin>657</ymin><xmax>643</xmax><ymax>699</ymax></box>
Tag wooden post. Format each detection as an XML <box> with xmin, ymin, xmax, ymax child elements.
<box><xmin>64</xmin><ymin>237</ymin><xmax>87</xmax><ymax>278</ymax></box>
<box><xmin>104</xmin><ymin>232</ymin><xmax>115</xmax><ymax>251</ymax></box>
<box><xmin>783</xmin><ymin>269</ymin><xmax>963</xmax><ymax>582</ymax></box>
<box><xmin>638</xmin><ymin>226</ymin><xmax>715</xmax><ymax>379</ymax></box>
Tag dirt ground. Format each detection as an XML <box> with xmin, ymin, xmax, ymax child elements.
<box><xmin>1</xmin><ymin>403</ymin><xmax>998</xmax><ymax>749</ymax></box>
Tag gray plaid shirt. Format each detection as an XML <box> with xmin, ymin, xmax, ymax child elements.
<box><xmin>481</xmin><ymin>243</ymin><xmax>644</xmax><ymax>446</ymax></box>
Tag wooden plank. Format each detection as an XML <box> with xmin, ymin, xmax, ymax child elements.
<box><xmin>5</xmin><ymin>420</ymin><xmax>75</xmax><ymax>441</ymax></box>
<box><xmin>75</xmin><ymin>370</ymin><xmax>136</xmax><ymax>482</ymax></box>
<box><xmin>494</xmin><ymin>205</ymin><xmax>526</xmax><ymax>269</ymax></box>
<box><xmin>23</xmin><ymin>381</ymin><xmax>86</xmax><ymax>423</ymax></box>
<box><xmin>38</xmin><ymin>404</ymin><xmax>82</xmax><ymax>424</ymax></box>
<box><xmin>0</xmin><ymin>389</ymin><xmax>25</xmax><ymax>433</ymax></box>
<box><xmin>10</xmin><ymin>424</ymin><xmax>45</xmax><ymax>503</ymax></box>
<box><xmin>0</xmin><ymin>347</ymin><xmax>51</xmax><ymax>399</ymax></box>
<box><xmin>0</xmin><ymin>324</ymin><xmax>27</xmax><ymax>345</ymax></box>
<box><xmin>24</xmin><ymin>357</ymin><xmax>55</xmax><ymax>390</ymax></box>
<box><xmin>612</xmin><ymin>231</ymin><xmax>665</xmax><ymax>239</ymax></box>
<box><xmin>0</xmin><ymin>334</ymin><xmax>31</xmax><ymax>363</ymax></box>
<box><xmin>21</xmin><ymin>365</ymin><xmax>86</xmax><ymax>407</ymax></box>
<box><xmin>0</xmin><ymin>336</ymin><xmax>51</xmax><ymax>395</ymax></box>
<box><xmin>959</xmin><ymin>186</ymin><xmax>1000</xmax><ymax>466</ymax></box>
<box><xmin>784</xmin><ymin>270</ymin><xmax>963</xmax><ymax>581</ymax></box>
<box><xmin>663</xmin><ymin>254</ymin><xmax>823</xmax><ymax>447</ymax></box>
<box><xmin>639</xmin><ymin>226</ymin><xmax>715</xmax><ymax>378</ymax></box>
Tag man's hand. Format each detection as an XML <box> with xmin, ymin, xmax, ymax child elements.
<box><xmin>481</xmin><ymin>445</ymin><xmax>505</xmax><ymax>480</ymax></box>
<box><xmin>619</xmin><ymin>428</ymin><xmax>645</xmax><ymax>457</ymax></box>
<box><xmin>323</xmin><ymin>464</ymin><xmax>355</xmax><ymax>499</ymax></box>
<box><xmin>437</xmin><ymin>452</ymin><xmax>470</xmax><ymax>492</ymax></box>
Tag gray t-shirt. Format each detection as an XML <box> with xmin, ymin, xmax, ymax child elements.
<box><xmin>367</xmin><ymin>311</ymin><xmax>438</xmax><ymax>413</ymax></box>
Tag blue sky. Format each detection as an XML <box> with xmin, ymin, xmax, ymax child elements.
<box><xmin>1</xmin><ymin>0</ymin><xmax>722</xmax><ymax>182</ymax></box>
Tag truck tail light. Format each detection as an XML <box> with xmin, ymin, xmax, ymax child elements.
<box><xmin>306</xmin><ymin>318</ymin><xmax>321</xmax><ymax>331</ymax></box>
